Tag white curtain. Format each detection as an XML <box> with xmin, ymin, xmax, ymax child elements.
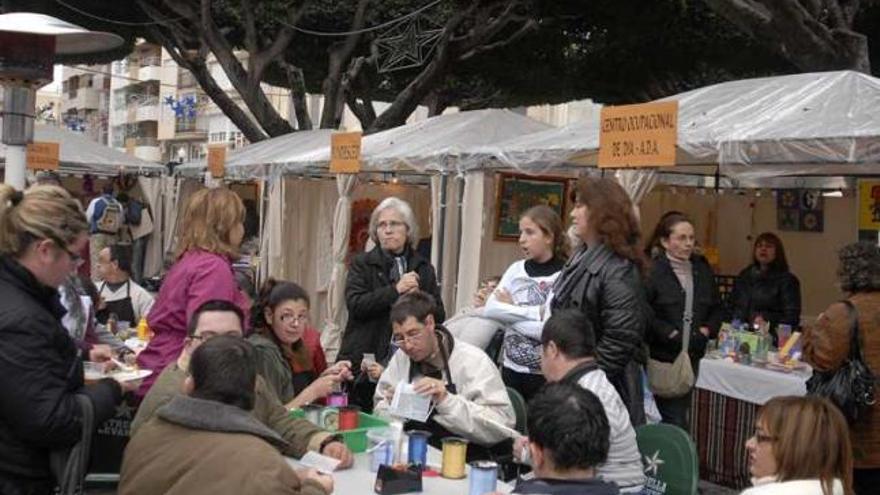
<box><xmin>614</xmin><ymin>169</ymin><xmax>659</xmax><ymax>221</ymax></box>
<box><xmin>137</xmin><ymin>176</ymin><xmax>164</xmax><ymax>278</ymax></box>
<box><xmin>162</xmin><ymin>176</ymin><xmax>181</xmax><ymax>257</ymax></box>
<box><xmin>259</xmin><ymin>177</ymin><xmax>285</xmax><ymax>283</ymax></box>
<box><xmin>322</xmin><ymin>174</ymin><xmax>358</xmax><ymax>362</ymax></box>
<box><xmin>453</xmin><ymin>171</ymin><xmax>485</xmax><ymax>314</ymax></box>
<box><xmin>430</xmin><ymin>175</ymin><xmax>443</xmax><ymax>272</ymax></box>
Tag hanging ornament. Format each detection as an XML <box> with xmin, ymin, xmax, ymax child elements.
<box><xmin>375</xmin><ymin>15</ymin><xmax>443</xmax><ymax>73</ymax></box>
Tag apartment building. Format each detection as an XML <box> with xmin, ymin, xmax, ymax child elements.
<box><xmin>109</xmin><ymin>41</ymin><xmax>163</xmax><ymax>162</ymax></box>
<box><xmin>59</xmin><ymin>64</ymin><xmax>112</xmax><ymax>145</ymax></box>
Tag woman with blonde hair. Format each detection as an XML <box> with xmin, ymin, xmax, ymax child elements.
<box><xmin>136</xmin><ymin>187</ymin><xmax>249</xmax><ymax>396</ymax></box>
<box><xmin>0</xmin><ymin>185</ymin><xmax>130</xmax><ymax>494</ymax></box>
<box><xmin>742</xmin><ymin>395</ymin><xmax>852</xmax><ymax>495</ymax></box>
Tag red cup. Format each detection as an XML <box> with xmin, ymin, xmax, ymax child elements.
<box><xmin>338</xmin><ymin>406</ymin><xmax>360</xmax><ymax>430</ymax></box>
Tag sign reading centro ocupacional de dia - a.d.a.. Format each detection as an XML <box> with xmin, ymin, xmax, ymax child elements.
<box><xmin>598</xmin><ymin>101</ymin><xmax>678</xmax><ymax>168</ymax></box>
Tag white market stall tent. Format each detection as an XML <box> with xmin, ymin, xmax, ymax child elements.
<box><xmin>180</xmin><ymin>109</ymin><xmax>552</xmax><ymax>359</ymax></box>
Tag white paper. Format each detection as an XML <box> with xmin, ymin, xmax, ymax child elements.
<box><xmin>296</xmin><ymin>451</ymin><xmax>342</xmax><ymax>474</ymax></box>
<box><xmin>389</xmin><ymin>381</ymin><xmax>433</xmax><ymax>422</ymax></box>
<box><xmin>362</xmin><ymin>353</ymin><xmax>376</xmax><ymax>366</ymax></box>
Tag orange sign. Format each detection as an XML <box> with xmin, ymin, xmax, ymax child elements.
<box><xmin>330</xmin><ymin>132</ymin><xmax>362</xmax><ymax>173</ymax></box>
<box><xmin>26</xmin><ymin>142</ymin><xmax>60</xmax><ymax>170</ymax></box>
<box><xmin>124</xmin><ymin>137</ymin><xmax>136</xmax><ymax>156</ymax></box>
<box><xmin>598</xmin><ymin>101</ymin><xmax>678</xmax><ymax>168</ymax></box>
<box><xmin>207</xmin><ymin>146</ymin><xmax>226</xmax><ymax>178</ymax></box>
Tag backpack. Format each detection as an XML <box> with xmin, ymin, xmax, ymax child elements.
<box><xmin>95</xmin><ymin>198</ymin><xmax>122</xmax><ymax>234</ymax></box>
<box><xmin>126</xmin><ymin>199</ymin><xmax>144</xmax><ymax>227</ymax></box>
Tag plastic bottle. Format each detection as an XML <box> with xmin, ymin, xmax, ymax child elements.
<box><xmin>136</xmin><ymin>317</ymin><xmax>150</xmax><ymax>341</ymax></box>
<box><xmin>107</xmin><ymin>312</ymin><xmax>118</xmax><ymax>336</ymax></box>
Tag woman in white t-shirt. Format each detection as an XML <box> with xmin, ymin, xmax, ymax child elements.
<box><xmin>483</xmin><ymin>205</ymin><xmax>567</xmax><ymax>401</ymax></box>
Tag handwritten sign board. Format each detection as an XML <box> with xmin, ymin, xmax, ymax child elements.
<box><xmin>26</xmin><ymin>142</ymin><xmax>59</xmax><ymax>170</ymax></box>
<box><xmin>598</xmin><ymin>101</ymin><xmax>678</xmax><ymax>168</ymax></box>
<box><xmin>207</xmin><ymin>146</ymin><xmax>226</xmax><ymax>178</ymax></box>
<box><xmin>858</xmin><ymin>179</ymin><xmax>880</xmax><ymax>243</ymax></box>
<box><xmin>330</xmin><ymin>132</ymin><xmax>362</xmax><ymax>174</ymax></box>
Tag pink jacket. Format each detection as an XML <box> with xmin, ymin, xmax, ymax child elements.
<box><xmin>136</xmin><ymin>250</ymin><xmax>250</xmax><ymax>396</ymax></box>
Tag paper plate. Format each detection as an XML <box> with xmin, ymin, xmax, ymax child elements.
<box><xmin>110</xmin><ymin>369</ymin><xmax>152</xmax><ymax>382</ymax></box>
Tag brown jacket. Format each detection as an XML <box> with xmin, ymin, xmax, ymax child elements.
<box><xmin>131</xmin><ymin>363</ymin><xmax>330</xmax><ymax>457</ymax></box>
<box><xmin>804</xmin><ymin>291</ymin><xmax>880</xmax><ymax>468</ymax></box>
<box><xmin>120</xmin><ymin>396</ymin><xmax>328</xmax><ymax>495</ymax></box>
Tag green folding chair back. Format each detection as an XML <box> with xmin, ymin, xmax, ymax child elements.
<box><xmin>635</xmin><ymin>423</ymin><xmax>699</xmax><ymax>495</ymax></box>
<box><xmin>506</xmin><ymin>386</ymin><xmax>528</xmax><ymax>435</ymax></box>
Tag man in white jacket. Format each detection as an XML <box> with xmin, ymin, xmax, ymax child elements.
<box><xmin>374</xmin><ymin>291</ymin><xmax>516</xmax><ymax>458</ymax></box>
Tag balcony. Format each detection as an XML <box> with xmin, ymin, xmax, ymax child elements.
<box><xmin>135</xmin><ymin>104</ymin><xmax>159</xmax><ymax>122</ymax></box>
<box><xmin>138</xmin><ymin>64</ymin><xmax>162</xmax><ymax>83</ymax></box>
<box><xmin>66</xmin><ymin>88</ymin><xmax>102</xmax><ymax>111</ymax></box>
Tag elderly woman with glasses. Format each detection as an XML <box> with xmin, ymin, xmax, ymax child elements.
<box><xmin>338</xmin><ymin>197</ymin><xmax>445</xmax><ymax>410</ymax></box>
<box><xmin>249</xmin><ymin>279</ymin><xmax>353</xmax><ymax>408</ymax></box>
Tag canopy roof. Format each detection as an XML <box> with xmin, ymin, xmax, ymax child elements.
<box><xmin>175</xmin><ymin>129</ymin><xmax>333</xmax><ymax>179</ymax></box>
<box><xmin>486</xmin><ymin>70</ymin><xmax>880</xmax><ymax>183</ymax></box>
<box><xmin>0</xmin><ymin>123</ymin><xmax>164</xmax><ymax>176</ymax></box>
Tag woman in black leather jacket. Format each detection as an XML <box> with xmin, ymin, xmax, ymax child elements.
<box><xmin>730</xmin><ymin>232</ymin><xmax>801</xmax><ymax>339</ymax></box>
<box><xmin>645</xmin><ymin>212</ymin><xmax>722</xmax><ymax>429</ymax></box>
<box><xmin>551</xmin><ymin>177</ymin><xmax>648</xmax><ymax>426</ymax></box>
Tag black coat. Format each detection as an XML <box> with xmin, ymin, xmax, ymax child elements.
<box><xmin>730</xmin><ymin>264</ymin><xmax>801</xmax><ymax>331</ymax></box>
<box><xmin>338</xmin><ymin>245</ymin><xmax>445</xmax><ymax>367</ymax></box>
<box><xmin>550</xmin><ymin>244</ymin><xmax>648</xmax><ymax>425</ymax></box>
<box><xmin>645</xmin><ymin>254</ymin><xmax>723</xmax><ymax>367</ymax></box>
<box><xmin>0</xmin><ymin>256</ymin><xmax>121</xmax><ymax>482</ymax></box>
<box><xmin>551</xmin><ymin>244</ymin><xmax>648</xmax><ymax>373</ymax></box>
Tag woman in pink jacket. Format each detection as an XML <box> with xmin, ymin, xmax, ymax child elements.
<box><xmin>136</xmin><ymin>188</ymin><xmax>249</xmax><ymax>396</ymax></box>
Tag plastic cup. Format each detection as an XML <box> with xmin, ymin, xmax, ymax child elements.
<box><xmin>368</xmin><ymin>430</ymin><xmax>394</xmax><ymax>472</ymax></box>
<box><xmin>301</xmin><ymin>404</ymin><xmax>322</xmax><ymax>425</ymax></box>
<box><xmin>468</xmin><ymin>461</ymin><xmax>498</xmax><ymax>495</ymax></box>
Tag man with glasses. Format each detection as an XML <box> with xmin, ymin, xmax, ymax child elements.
<box><xmin>131</xmin><ymin>299</ymin><xmax>353</xmax><ymax>467</ymax></box>
<box><xmin>373</xmin><ymin>291</ymin><xmax>515</xmax><ymax>460</ymax></box>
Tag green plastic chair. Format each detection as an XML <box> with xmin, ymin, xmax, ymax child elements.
<box><xmin>506</xmin><ymin>387</ymin><xmax>528</xmax><ymax>435</ymax></box>
<box><xmin>635</xmin><ymin>423</ymin><xmax>699</xmax><ymax>495</ymax></box>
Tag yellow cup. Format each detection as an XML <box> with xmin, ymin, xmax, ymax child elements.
<box><xmin>441</xmin><ymin>437</ymin><xmax>468</xmax><ymax>479</ymax></box>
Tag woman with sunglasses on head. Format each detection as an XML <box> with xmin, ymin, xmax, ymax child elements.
<box><xmin>249</xmin><ymin>279</ymin><xmax>353</xmax><ymax>408</ymax></box>
<box><xmin>0</xmin><ymin>185</ymin><xmax>133</xmax><ymax>494</ymax></box>
<box><xmin>742</xmin><ymin>395</ymin><xmax>852</xmax><ymax>495</ymax></box>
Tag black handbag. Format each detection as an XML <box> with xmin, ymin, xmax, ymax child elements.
<box><xmin>807</xmin><ymin>300</ymin><xmax>876</xmax><ymax>423</ymax></box>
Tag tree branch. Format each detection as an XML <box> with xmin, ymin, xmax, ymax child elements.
<box><xmin>139</xmin><ymin>1</ymin><xmax>268</xmax><ymax>142</ymax></box>
<box><xmin>280</xmin><ymin>61</ymin><xmax>313</xmax><ymax>131</ymax></box>
<box><xmin>319</xmin><ymin>0</ymin><xmax>371</xmax><ymax>129</ymax></box>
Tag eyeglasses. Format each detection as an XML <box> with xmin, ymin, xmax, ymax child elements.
<box><xmin>49</xmin><ymin>238</ymin><xmax>83</xmax><ymax>267</ymax></box>
<box><xmin>280</xmin><ymin>314</ymin><xmax>309</xmax><ymax>325</ymax></box>
<box><xmin>752</xmin><ymin>430</ymin><xmax>776</xmax><ymax>443</ymax></box>
<box><xmin>377</xmin><ymin>220</ymin><xmax>406</xmax><ymax>231</ymax></box>
<box><xmin>391</xmin><ymin>329</ymin><xmax>423</xmax><ymax>345</ymax></box>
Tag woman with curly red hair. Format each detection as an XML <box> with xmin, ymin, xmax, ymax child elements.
<box><xmin>549</xmin><ymin>177</ymin><xmax>649</xmax><ymax>425</ymax></box>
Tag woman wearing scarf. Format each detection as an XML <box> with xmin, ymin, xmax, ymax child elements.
<box><xmin>338</xmin><ymin>197</ymin><xmax>445</xmax><ymax>411</ymax></box>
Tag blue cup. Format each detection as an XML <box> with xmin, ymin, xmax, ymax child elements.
<box><xmin>468</xmin><ymin>461</ymin><xmax>498</xmax><ymax>495</ymax></box>
<box><xmin>407</xmin><ymin>430</ymin><xmax>431</xmax><ymax>467</ymax></box>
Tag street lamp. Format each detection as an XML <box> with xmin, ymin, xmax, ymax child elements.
<box><xmin>0</xmin><ymin>12</ymin><xmax>123</xmax><ymax>189</ymax></box>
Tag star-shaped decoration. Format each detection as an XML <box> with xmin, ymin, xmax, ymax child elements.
<box><xmin>115</xmin><ymin>401</ymin><xmax>135</xmax><ymax>420</ymax></box>
<box><xmin>375</xmin><ymin>16</ymin><xmax>443</xmax><ymax>73</ymax></box>
<box><xmin>643</xmin><ymin>450</ymin><xmax>665</xmax><ymax>477</ymax></box>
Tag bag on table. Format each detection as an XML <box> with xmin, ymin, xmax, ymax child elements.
<box><xmin>807</xmin><ymin>299</ymin><xmax>876</xmax><ymax>424</ymax></box>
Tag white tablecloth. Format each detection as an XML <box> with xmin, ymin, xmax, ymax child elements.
<box><xmin>696</xmin><ymin>358</ymin><xmax>811</xmax><ymax>405</ymax></box>
<box><xmin>288</xmin><ymin>446</ymin><xmax>512</xmax><ymax>495</ymax></box>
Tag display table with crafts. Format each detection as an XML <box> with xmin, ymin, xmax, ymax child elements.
<box><xmin>287</xmin><ymin>446</ymin><xmax>513</xmax><ymax>495</ymax></box>
<box><xmin>689</xmin><ymin>355</ymin><xmax>811</xmax><ymax>489</ymax></box>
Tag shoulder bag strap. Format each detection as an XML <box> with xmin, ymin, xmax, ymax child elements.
<box><xmin>839</xmin><ymin>300</ymin><xmax>863</xmax><ymax>362</ymax></box>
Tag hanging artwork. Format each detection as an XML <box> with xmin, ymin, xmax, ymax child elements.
<box><xmin>857</xmin><ymin>179</ymin><xmax>880</xmax><ymax>243</ymax></box>
<box><xmin>777</xmin><ymin>189</ymin><xmax>824</xmax><ymax>233</ymax></box>
<box><xmin>494</xmin><ymin>172</ymin><xmax>569</xmax><ymax>241</ymax></box>
<box><xmin>164</xmin><ymin>95</ymin><xmax>198</xmax><ymax>120</ymax></box>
